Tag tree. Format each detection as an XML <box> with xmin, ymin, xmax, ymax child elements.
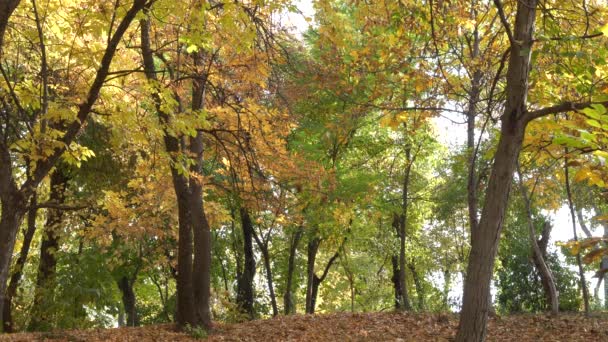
<box><xmin>0</xmin><ymin>0</ymin><xmax>149</xmax><ymax>330</ymax></box>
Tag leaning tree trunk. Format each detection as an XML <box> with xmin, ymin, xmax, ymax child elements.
<box><xmin>29</xmin><ymin>169</ymin><xmax>68</xmax><ymax>331</ymax></box>
<box><xmin>237</xmin><ymin>208</ymin><xmax>256</xmax><ymax>319</ymax></box>
<box><xmin>517</xmin><ymin>164</ymin><xmax>558</xmax><ymax>315</ymax></box>
<box><xmin>2</xmin><ymin>193</ymin><xmax>37</xmax><ymax>333</ymax></box>
<box><xmin>456</xmin><ymin>1</ymin><xmax>536</xmax><ymax>340</ymax></box>
<box><xmin>284</xmin><ymin>226</ymin><xmax>302</xmax><ymax>315</ymax></box>
<box><xmin>258</xmin><ymin>243</ymin><xmax>278</xmax><ymax>317</ymax></box>
<box><xmin>0</xmin><ymin>190</ymin><xmax>27</xmax><ymax>332</ymax></box>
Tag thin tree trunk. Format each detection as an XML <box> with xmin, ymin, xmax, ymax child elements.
<box><xmin>29</xmin><ymin>169</ymin><xmax>68</xmax><ymax>331</ymax></box>
<box><xmin>259</xmin><ymin>246</ymin><xmax>278</xmax><ymax>317</ymax></box>
<box><xmin>237</xmin><ymin>208</ymin><xmax>256</xmax><ymax>318</ymax></box>
<box><xmin>516</xmin><ymin>164</ymin><xmax>558</xmax><ymax>315</ymax></box>
<box><xmin>408</xmin><ymin>263</ymin><xmax>424</xmax><ymax>311</ymax></box>
<box><xmin>305</xmin><ymin>237</ymin><xmax>319</xmax><ymax>314</ymax></box>
<box><xmin>2</xmin><ymin>193</ymin><xmax>37</xmax><ymax>333</ymax></box>
<box><xmin>284</xmin><ymin>226</ymin><xmax>302</xmax><ymax>315</ymax></box>
<box><xmin>456</xmin><ymin>2</ymin><xmax>537</xmax><ymax>340</ymax></box>
<box><xmin>305</xmin><ymin>238</ymin><xmax>342</xmax><ymax>314</ymax></box>
<box><xmin>564</xmin><ymin>152</ymin><xmax>590</xmax><ymax>315</ymax></box>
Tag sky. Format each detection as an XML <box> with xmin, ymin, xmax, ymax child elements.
<box><xmin>284</xmin><ymin>0</ymin><xmax>605</xmax><ymax>304</ymax></box>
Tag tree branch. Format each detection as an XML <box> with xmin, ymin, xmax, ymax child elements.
<box><xmin>524</xmin><ymin>99</ymin><xmax>608</xmax><ymax>123</ymax></box>
<box><xmin>493</xmin><ymin>0</ymin><xmax>515</xmax><ymax>44</ymax></box>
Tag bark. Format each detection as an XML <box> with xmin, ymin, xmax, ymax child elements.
<box><xmin>284</xmin><ymin>226</ymin><xmax>303</xmax><ymax>315</ymax></box>
<box><xmin>29</xmin><ymin>169</ymin><xmax>68</xmax><ymax>331</ymax></box>
<box><xmin>2</xmin><ymin>193</ymin><xmax>37</xmax><ymax>333</ymax></box>
<box><xmin>236</xmin><ymin>208</ymin><xmax>256</xmax><ymax>318</ymax></box>
<box><xmin>564</xmin><ymin>153</ymin><xmax>590</xmax><ymax>315</ymax></box>
<box><xmin>516</xmin><ymin>165</ymin><xmax>558</xmax><ymax>315</ymax></box>
<box><xmin>456</xmin><ymin>1</ymin><xmax>537</xmax><ymax>340</ymax></box>
<box><xmin>391</xmin><ymin>255</ymin><xmax>402</xmax><ymax>310</ymax></box>
<box><xmin>117</xmin><ymin>276</ymin><xmax>139</xmax><ymax>327</ymax></box>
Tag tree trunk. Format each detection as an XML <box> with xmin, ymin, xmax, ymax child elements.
<box><xmin>398</xmin><ymin>150</ymin><xmax>413</xmax><ymax>311</ymax></box>
<box><xmin>284</xmin><ymin>226</ymin><xmax>302</xmax><ymax>315</ymax></box>
<box><xmin>517</xmin><ymin>165</ymin><xmax>558</xmax><ymax>315</ymax></box>
<box><xmin>260</xmin><ymin>246</ymin><xmax>278</xmax><ymax>317</ymax></box>
<box><xmin>189</xmin><ymin>50</ymin><xmax>212</xmax><ymax>328</ymax></box>
<box><xmin>29</xmin><ymin>169</ymin><xmax>68</xmax><ymax>331</ymax></box>
<box><xmin>2</xmin><ymin>193</ymin><xmax>37</xmax><ymax>333</ymax></box>
<box><xmin>305</xmin><ymin>237</ymin><xmax>341</xmax><ymax>314</ymax></box>
<box><xmin>391</xmin><ymin>255</ymin><xmax>403</xmax><ymax>310</ymax></box>
<box><xmin>305</xmin><ymin>237</ymin><xmax>320</xmax><ymax>314</ymax></box>
<box><xmin>237</xmin><ymin>208</ymin><xmax>256</xmax><ymax>318</ymax></box>
<box><xmin>141</xmin><ymin>15</ymin><xmax>204</xmax><ymax>328</ymax></box>
<box><xmin>408</xmin><ymin>263</ymin><xmax>424</xmax><ymax>311</ymax></box>
<box><xmin>564</xmin><ymin>152</ymin><xmax>590</xmax><ymax>315</ymax></box>
<box><xmin>456</xmin><ymin>2</ymin><xmax>536</xmax><ymax>340</ymax></box>
<box><xmin>0</xmin><ymin>194</ymin><xmax>27</xmax><ymax>333</ymax></box>
<box><xmin>117</xmin><ymin>276</ymin><xmax>139</xmax><ymax>327</ymax></box>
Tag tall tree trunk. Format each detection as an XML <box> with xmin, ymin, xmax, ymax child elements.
<box><xmin>564</xmin><ymin>152</ymin><xmax>590</xmax><ymax>315</ymax></box>
<box><xmin>399</xmin><ymin>147</ymin><xmax>413</xmax><ymax>311</ymax></box>
<box><xmin>284</xmin><ymin>226</ymin><xmax>302</xmax><ymax>315</ymax></box>
<box><xmin>516</xmin><ymin>164</ymin><xmax>558</xmax><ymax>315</ymax></box>
<box><xmin>189</xmin><ymin>50</ymin><xmax>212</xmax><ymax>328</ymax></box>
<box><xmin>2</xmin><ymin>193</ymin><xmax>37</xmax><ymax>333</ymax></box>
<box><xmin>29</xmin><ymin>169</ymin><xmax>68</xmax><ymax>331</ymax></box>
<box><xmin>141</xmin><ymin>15</ymin><xmax>204</xmax><ymax>327</ymax></box>
<box><xmin>456</xmin><ymin>1</ymin><xmax>537</xmax><ymax>340</ymax></box>
<box><xmin>237</xmin><ymin>208</ymin><xmax>256</xmax><ymax>318</ymax></box>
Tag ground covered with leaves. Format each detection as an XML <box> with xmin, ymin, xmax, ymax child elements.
<box><xmin>2</xmin><ymin>312</ymin><xmax>608</xmax><ymax>341</ymax></box>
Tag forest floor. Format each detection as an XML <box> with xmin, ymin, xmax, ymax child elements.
<box><xmin>1</xmin><ymin>311</ymin><xmax>608</xmax><ymax>341</ymax></box>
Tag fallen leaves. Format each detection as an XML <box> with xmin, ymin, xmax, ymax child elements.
<box><xmin>2</xmin><ymin>312</ymin><xmax>608</xmax><ymax>341</ymax></box>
